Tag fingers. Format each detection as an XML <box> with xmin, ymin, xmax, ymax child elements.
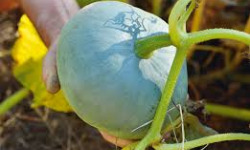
<box><xmin>20</xmin><ymin>0</ymin><xmax>80</xmax><ymax>94</ymax></box>
<box><xmin>99</xmin><ymin>131</ymin><xmax>133</xmax><ymax>148</ymax></box>
<box><xmin>20</xmin><ymin>0</ymin><xmax>79</xmax><ymax>46</ymax></box>
<box><xmin>42</xmin><ymin>42</ymin><xmax>60</xmax><ymax>94</ymax></box>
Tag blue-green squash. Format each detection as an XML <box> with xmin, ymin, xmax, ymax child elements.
<box><xmin>57</xmin><ymin>1</ymin><xmax>188</xmax><ymax>140</ymax></box>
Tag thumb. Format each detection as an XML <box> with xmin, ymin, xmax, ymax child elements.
<box><xmin>99</xmin><ymin>131</ymin><xmax>134</xmax><ymax>148</ymax></box>
<box><xmin>42</xmin><ymin>41</ymin><xmax>60</xmax><ymax>94</ymax></box>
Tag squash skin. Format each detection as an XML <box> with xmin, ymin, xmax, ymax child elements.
<box><xmin>57</xmin><ymin>1</ymin><xmax>188</xmax><ymax>139</ymax></box>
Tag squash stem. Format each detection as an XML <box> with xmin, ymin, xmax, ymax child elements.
<box><xmin>135</xmin><ymin>44</ymin><xmax>190</xmax><ymax>150</ymax></box>
<box><xmin>134</xmin><ymin>0</ymin><xmax>192</xmax><ymax>149</ymax></box>
<box><xmin>178</xmin><ymin>0</ymin><xmax>196</xmax><ymax>30</ymax></box>
<box><xmin>135</xmin><ymin>34</ymin><xmax>172</xmax><ymax>59</ymax></box>
<box><xmin>135</xmin><ymin>0</ymin><xmax>196</xmax><ymax>59</ymax></box>
<box><xmin>169</xmin><ymin>0</ymin><xmax>191</xmax><ymax>46</ymax></box>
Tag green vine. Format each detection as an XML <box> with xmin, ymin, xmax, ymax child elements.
<box><xmin>134</xmin><ymin>0</ymin><xmax>250</xmax><ymax>149</ymax></box>
<box><xmin>0</xmin><ymin>88</ymin><xmax>30</xmax><ymax>115</ymax></box>
<box><xmin>135</xmin><ymin>34</ymin><xmax>172</xmax><ymax>58</ymax></box>
<box><xmin>205</xmin><ymin>103</ymin><xmax>250</xmax><ymax>121</ymax></box>
<box><xmin>187</xmin><ymin>29</ymin><xmax>250</xmax><ymax>46</ymax></box>
<box><xmin>154</xmin><ymin>133</ymin><xmax>250</xmax><ymax>150</ymax></box>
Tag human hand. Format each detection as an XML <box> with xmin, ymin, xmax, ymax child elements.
<box><xmin>20</xmin><ymin>0</ymin><xmax>133</xmax><ymax>147</ymax></box>
<box><xmin>100</xmin><ymin>131</ymin><xmax>134</xmax><ymax>147</ymax></box>
<box><xmin>20</xmin><ymin>0</ymin><xmax>79</xmax><ymax>93</ymax></box>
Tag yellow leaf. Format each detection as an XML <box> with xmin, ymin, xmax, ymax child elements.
<box><xmin>12</xmin><ymin>15</ymin><xmax>47</xmax><ymax>65</ymax></box>
<box><xmin>12</xmin><ymin>15</ymin><xmax>72</xmax><ymax>112</ymax></box>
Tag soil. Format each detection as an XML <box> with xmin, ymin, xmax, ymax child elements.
<box><xmin>0</xmin><ymin>0</ymin><xmax>250</xmax><ymax>150</ymax></box>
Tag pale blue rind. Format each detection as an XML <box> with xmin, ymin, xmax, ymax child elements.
<box><xmin>57</xmin><ymin>1</ymin><xmax>188</xmax><ymax>139</ymax></box>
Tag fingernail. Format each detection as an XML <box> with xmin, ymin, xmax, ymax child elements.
<box><xmin>46</xmin><ymin>74</ymin><xmax>60</xmax><ymax>94</ymax></box>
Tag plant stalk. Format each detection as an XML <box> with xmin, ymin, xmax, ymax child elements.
<box><xmin>205</xmin><ymin>103</ymin><xmax>250</xmax><ymax>121</ymax></box>
<box><xmin>178</xmin><ymin>0</ymin><xmax>196</xmax><ymax>28</ymax></box>
<box><xmin>0</xmin><ymin>88</ymin><xmax>30</xmax><ymax>115</ymax></box>
<box><xmin>154</xmin><ymin>133</ymin><xmax>250</xmax><ymax>150</ymax></box>
<box><xmin>135</xmin><ymin>44</ymin><xmax>190</xmax><ymax>150</ymax></box>
<box><xmin>132</xmin><ymin>0</ymin><xmax>250</xmax><ymax>149</ymax></box>
<box><xmin>169</xmin><ymin>0</ymin><xmax>191</xmax><ymax>46</ymax></box>
<box><xmin>187</xmin><ymin>28</ymin><xmax>250</xmax><ymax>46</ymax></box>
<box><xmin>135</xmin><ymin>34</ymin><xmax>172</xmax><ymax>58</ymax></box>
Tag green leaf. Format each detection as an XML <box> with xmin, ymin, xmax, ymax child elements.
<box><xmin>178</xmin><ymin>114</ymin><xmax>217</xmax><ymax>141</ymax></box>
